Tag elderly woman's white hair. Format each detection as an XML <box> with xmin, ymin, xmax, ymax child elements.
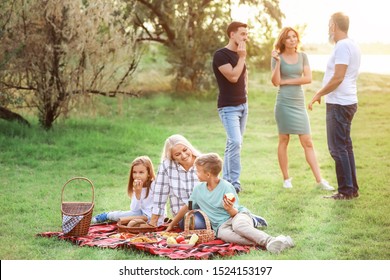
<box><xmin>161</xmin><ymin>134</ymin><xmax>201</xmax><ymax>162</ymax></box>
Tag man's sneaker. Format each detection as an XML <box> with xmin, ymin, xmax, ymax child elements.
<box><xmin>283</xmin><ymin>178</ymin><xmax>293</xmax><ymax>189</ymax></box>
<box><xmin>266</xmin><ymin>235</ymin><xmax>295</xmax><ymax>254</ymax></box>
<box><xmin>252</xmin><ymin>214</ymin><xmax>268</xmax><ymax>228</ymax></box>
<box><xmin>92</xmin><ymin>212</ymin><xmax>108</xmax><ymax>224</ymax></box>
<box><xmin>234</xmin><ymin>185</ymin><xmax>242</xmax><ymax>194</ymax></box>
<box><xmin>317</xmin><ymin>179</ymin><xmax>335</xmax><ymax>191</ymax></box>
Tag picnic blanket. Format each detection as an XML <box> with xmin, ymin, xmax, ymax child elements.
<box><xmin>37</xmin><ymin>223</ymin><xmax>263</xmax><ymax>259</ymax></box>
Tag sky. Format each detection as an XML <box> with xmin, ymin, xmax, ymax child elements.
<box><xmin>232</xmin><ymin>0</ymin><xmax>389</xmax><ymax>44</ymax></box>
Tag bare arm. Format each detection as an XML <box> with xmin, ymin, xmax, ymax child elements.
<box><xmin>166</xmin><ymin>204</ymin><xmax>189</xmax><ymax>231</ymax></box>
<box><xmin>281</xmin><ymin>64</ymin><xmax>312</xmax><ymax>85</ymax></box>
<box><xmin>218</xmin><ymin>42</ymin><xmax>246</xmax><ymax>83</ymax></box>
<box><xmin>223</xmin><ymin>197</ymin><xmax>238</xmax><ymax>217</ymax></box>
<box><xmin>149</xmin><ymin>214</ymin><xmax>160</xmax><ymax>226</ymax></box>
<box><xmin>271</xmin><ymin>50</ymin><xmax>281</xmax><ymax>86</ymax></box>
<box><xmin>308</xmin><ymin>64</ymin><xmax>347</xmax><ymax>110</ymax></box>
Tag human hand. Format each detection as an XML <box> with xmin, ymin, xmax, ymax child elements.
<box><xmin>271</xmin><ymin>50</ymin><xmax>280</xmax><ymax>61</ymax></box>
<box><xmin>222</xmin><ymin>196</ymin><xmax>234</xmax><ymax>211</ymax></box>
<box><xmin>308</xmin><ymin>93</ymin><xmax>321</xmax><ymax>110</ymax></box>
<box><xmin>133</xmin><ymin>179</ymin><xmax>143</xmax><ymax>190</ymax></box>
<box><xmin>165</xmin><ymin>223</ymin><xmax>173</xmax><ymax>232</ymax></box>
<box><xmin>237</xmin><ymin>41</ymin><xmax>247</xmax><ymax>59</ymax></box>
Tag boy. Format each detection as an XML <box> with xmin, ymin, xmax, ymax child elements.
<box><xmin>166</xmin><ymin>153</ymin><xmax>294</xmax><ymax>254</ymax></box>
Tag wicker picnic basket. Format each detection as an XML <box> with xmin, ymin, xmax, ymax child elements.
<box><xmin>117</xmin><ymin>216</ymin><xmax>157</xmax><ymax>234</ymax></box>
<box><xmin>61</xmin><ymin>177</ymin><xmax>95</xmax><ymax>236</ymax></box>
<box><xmin>183</xmin><ymin>210</ymin><xmax>215</xmax><ymax>244</ymax></box>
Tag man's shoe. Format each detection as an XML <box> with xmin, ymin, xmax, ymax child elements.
<box><xmin>283</xmin><ymin>178</ymin><xmax>293</xmax><ymax>189</ymax></box>
<box><xmin>92</xmin><ymin>212</ymin><xmax>108</xmax><ymax>223</ymax></box>
<box><xmin>266</xmin><ymin>235</ymin><xmax>295</xmax><ymax>254</ymax></box>
<box><xmin>317</xmin><ymin>179</ymin><xmax>335</xmax><ymax>191</ymax></box>
<box><xmin>252</xmin><ymin>214</ymin><xmax>268</xmax><ymax>228</ymax></box>
<box><xmin>323</xmin><ymin>193</ymin><xmax>353</xmax><ymax>200</ymax></box>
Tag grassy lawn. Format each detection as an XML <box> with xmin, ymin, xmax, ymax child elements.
<box><xmin>0</xmin><ymin>70</ymin><xmax>389</xmax><ymax>260</ymax></box>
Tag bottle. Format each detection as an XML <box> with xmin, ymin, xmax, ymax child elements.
<box><xmin>185</xmin><ymin>200</ymin><xmax>195</xmax><ymax>230</ymax></box>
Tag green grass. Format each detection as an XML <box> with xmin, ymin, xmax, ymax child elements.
<box><xmin>1</xmin><ymin>70</ymin><xmax>389</xmax><ymax>260</ymax></box>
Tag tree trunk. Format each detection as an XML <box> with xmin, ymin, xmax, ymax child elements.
<box><xmin>0</xmin><ymin>106</ymin><xmax>31</xmax><ymax>127</ymax></box>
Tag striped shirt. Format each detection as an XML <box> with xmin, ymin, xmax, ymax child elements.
<box><xmin>152</xmin><ymin>159</ymin><xmax>199</xmax><ymax>216</ymax></box>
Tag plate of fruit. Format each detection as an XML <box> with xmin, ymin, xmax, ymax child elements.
<box><xmin>166</xmin><ymin>233</ymin><xmax>199</xmax><ymax>248</ymax></box>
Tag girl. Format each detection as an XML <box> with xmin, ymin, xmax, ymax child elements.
<box><xmin>92</xmin><ymin>156</ymin><xmax>166</xmax><ymax>226</ymax></box>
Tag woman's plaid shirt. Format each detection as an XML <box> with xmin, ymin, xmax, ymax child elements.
<box><xmin>152</xmin><ymin>159</ymin><xmax>199</xmax><ymax>216</ymax></box>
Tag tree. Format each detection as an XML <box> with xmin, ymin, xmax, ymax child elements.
<box><xmin>132</xmin><ymin>0</ymin><xmax>283</xmax><ymax>91</ymax></box>
<box><xmin>0</xmin><ymin>0</ymin><xmax>140</xmax><ymax>129</ymax></box>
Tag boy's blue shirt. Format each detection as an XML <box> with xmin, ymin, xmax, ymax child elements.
<box><xmin>189</xmin><ymin>178</ymin><xmax>250</xmax><ymax>233</ymax></box>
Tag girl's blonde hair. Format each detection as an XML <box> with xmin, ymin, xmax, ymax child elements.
<box><xmin>274</xmin><ymin>27</ymin><xmax>300</xmax><ymax>53</ymax></box>
<box><xmin>127</xmin><ymin>156</ymin><xmax>155</xmax><ymax>199</ymax></box>
<box><xmin>160</xmin><ymin>134</ymin><xmax>201</xmax><ymax>162</ymax></box>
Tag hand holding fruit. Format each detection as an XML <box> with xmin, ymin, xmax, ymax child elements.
<box><xmin>133</xmin><ymin>179</ymin><xmax>143</xmax><ymax>188</ymax></box>
<box><xmin>223</xmin><ymin>192</ymin><xmax>236</xmax><ymax>211</ymax></box>
<box><xmin>224</xmin><ymin>193</ymin><xmax>236</xmax><ymax>203</ymax></box>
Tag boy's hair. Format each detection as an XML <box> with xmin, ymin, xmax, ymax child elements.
<box><xmin>226</xmin><ymin>21</ymin><xmax>247</xmax><ymax>38</ymax></box>
<box><xmin>128</xmin><ymin>156</ymin><xmax>155</xmax><ymax>199</ymax></box>
<box><xmin>194</xmin><ymin>153</ymin><xmax>223</xmax><ymax>176</ymax></box>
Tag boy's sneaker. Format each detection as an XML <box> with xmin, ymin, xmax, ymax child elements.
<box><xmin>92</xmin><ymin>212</ymin><xmax>108</xmax><ymax>224</ymax></box>
<box><xmin>266</xmin><ymin>235</ymin><xmax>295</xmax><ymax>254</ymax></box>
<box><xmin>252</xmin><ymin>214</ymin><xmax>268</xmax><ymax>228</ymax></box>
<box><xmin>283</xmin><ymin>178</ymin><xmax>293</xmax><ymax>189</ymax></box>
<box><xmin>317</xmin><ymin>179</ymin><xmax>335</xmax><ymax>191</ymax></box>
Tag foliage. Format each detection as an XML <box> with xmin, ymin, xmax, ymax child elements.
<box><xmin>132</xmin><ymin>0</ymin><xmax>283</xmax><ymax>91</ymax></box>
<box><xmin>0</xmin><ymin>0</ymin><xmax>140</xmax><ymax>129</ymax></box>
<box><xmin>1</xmin><ymin>72</ymin><xmax>389</xmax><ymax>260</ymax></box>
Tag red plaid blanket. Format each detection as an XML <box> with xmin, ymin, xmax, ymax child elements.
<box><xmin>37</xmin><ymin>223</ymin><xmax>263</xmax><ymax>259</ymax></box>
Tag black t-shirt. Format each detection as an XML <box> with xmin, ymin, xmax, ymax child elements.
<box><xmin>212</xmin><ymin>47</ymin><xmax>247</xmax><ymax>108</ymax></box>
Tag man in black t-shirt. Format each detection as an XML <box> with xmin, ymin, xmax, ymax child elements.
<box><xmin>212</xmin><ymin>21</ymin><xmax>248</xmax><ymax>193</ymax></box>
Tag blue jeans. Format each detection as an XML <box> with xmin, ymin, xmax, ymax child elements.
<box><xmin>218</xmin><ymin>103</ymin><xmax>248</xmax><ymax>190</ymax></box>
<box><xmin>178</xmin><ymin>211</ymin><xmax>207</xmax><ymax>230</ymax></box>
<box><xmin>326</xmin><ymin>103</ymin><xmax>359</xmax><ymax>195</ymax></box>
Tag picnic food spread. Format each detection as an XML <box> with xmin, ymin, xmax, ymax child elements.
<box><xmin>166</xmin><ymin>233</ymin><xmax>199</xmax><ymax>245</ymax></box>
<box><xmin>38</xmin><ymin>223</ymin><xmax>255</xmax><ymax>260</ymax></box>
<box><xmin>159</xmin><ymin>231</ymin><xmax>180</xmax><ymax>239</ymax></box>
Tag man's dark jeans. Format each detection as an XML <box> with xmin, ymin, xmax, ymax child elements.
<box><xmin>326</xmin><ymin>103</ymin><xmax>359</xmax><ymax>196</ymax></box>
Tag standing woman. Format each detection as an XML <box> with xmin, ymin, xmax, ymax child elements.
<box><xmin>271</xmin><ymin>27</ymin><xmax>334</xmax><ymax>190</ymax></box>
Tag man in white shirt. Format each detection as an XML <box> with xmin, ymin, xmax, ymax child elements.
<box><xmin>308</xmin><ymin>12</ymin><xmax>361</xmax><ymax>200</ymax></box>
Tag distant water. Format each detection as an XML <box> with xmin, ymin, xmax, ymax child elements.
<box><xmin>308</xmin><ymin>54</ymin><xmax>390</xmax><ymax>75</ymax></box>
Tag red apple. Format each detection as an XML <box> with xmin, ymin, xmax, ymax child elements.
<box><xmin>180</xmin><ymin>240</ymin><xmax>189</xmax><ymax>244</ymax></box>
<box><xmin>176</xmin><ymin>235</ymin><xmax>185</xmax><ymax>243</ymax></box>
<box><xmin>224</xmin><ymin>193</ymin><xmax>236</xmax><ymax>203</ymax></box>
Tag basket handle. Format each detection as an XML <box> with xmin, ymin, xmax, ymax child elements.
<box><xmin>184</xmin><ymin>209</ymin><xmax>212</xmax><ymax>231</ymax></box>
<box><xmin>61</xmin><ymin>177</ymin><xmax>95</xmax><ymax>204</ymax></box>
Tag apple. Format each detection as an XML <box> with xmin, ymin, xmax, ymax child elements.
<box><xmin>180</xmin><ymin>240</ymin><xmax>189</xmax><ymax>244</ymax></box>
<box><xmin>176</xmin><ymin>235</ymin><xmax>185</xmax><ymax>243</ymax></box>
<box><xmin>224</xmin><ymin>193</ymin><xmax>236</xmax><ymax>203</ymax></box>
